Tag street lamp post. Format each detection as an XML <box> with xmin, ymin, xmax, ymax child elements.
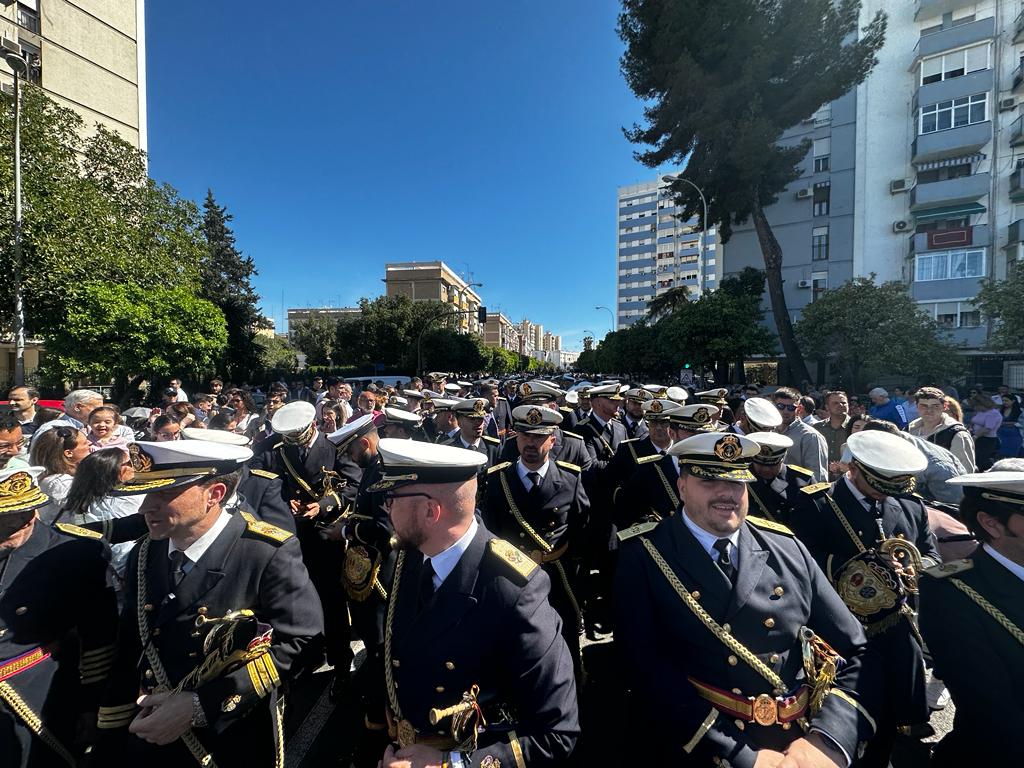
<box><xmin>662</xmin><ymin>175</ymin><xmax>709</xmax><ymax>294</ymax></box>
<box><xmin>595</xmin><ymin>305</ymin><xmax>614</xmax><ymax>336</ymax></box>
<box><xmin>4</xmin><ymin>47</ymin><xmax>27</xmax><ymax>386</ymax></box>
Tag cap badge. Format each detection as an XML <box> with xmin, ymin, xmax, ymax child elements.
<box><xmin>650</xmin><ymin>400</ymin><xmax>663</xmax><ymax>414</ymax></box>
<box><xmin>0</xmin><ymin>472</ymin><xmax>32</xmax><ymax>498</ymax></box>
<box><xmin>526</xmin><ymin>408</ymin><xmax>543</xmax><ymax>426</ymax></box>
<box><xmin>714</xmin><ymin>435</ymin><xmax>742</xmax><ymax>462</ymax></box>
<box><xmin>520</xmin><ymin>383</ymin><xmax>533</xmax><ymax>397</ymax></box>
<box><xmin>657</xmin><ymin>389</ymin><xmax>668</xmax><ymax>398</ymax></box>
<box><xmin>694</xmin><ymin>407</ymin><xmax>711</xmax><ymax>424</ymax></box>
<box><xmin>473</xmin><ymin>400</ymin><xmax>486</xmax><ymax>417</ymax></box>
<box><xmin>129</xmin><ymin>443</ymin><xmax>153</xmax><ymax>472</ymax></box>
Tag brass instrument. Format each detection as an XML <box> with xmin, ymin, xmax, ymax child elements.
<box><xmin>178</xmin><ymin>609</ymin><xmax>273</xmax><ymax>694</ymax></box>
<box><xmin>427</xmin><ymin>685</ymin><xmax>485</xmax><ymax>752</ymax></box>
<box><xmin>879</xmin><ymin>536</ymin><xmax>923</xmax><ymax>594</ymax></box>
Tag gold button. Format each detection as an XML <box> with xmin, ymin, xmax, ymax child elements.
<box><xmin>731</xmin><ymin>688</ymin><xmax>742</xmax><ymax>695</ymax></box>
<box><xmin>773</xmin><ymin>586</ymin><xmax>784</xmax><ymax>597</ymax></box>
<box><xmin>518</xmin><ymin>532</ymin><xmax>525</xmax><ymax>538</ymax></box>
<box><xmin>392</xmin><ymin>660</ymin><xmax>401</xmax><ymax>668</ymax></box>
<box><xmin>722</xmin><ymin>623</ymin><xmax>731</xmax><ymax>633</ymax></box>
<box><xmin>770</xmin><ymin>654</ymin><xmax>780</xmax><ymax>664</ymax></box>
<box><xmin>764</xmin><ymin>618</ymin><xmax>775</xmax><ymax>629</ymax></box>
<box><xmin>445</xmin><ymin>662</ymin><xmax>455</xmax><ymax>670</ymax></box>
<box><xmin>735</xmin><ymin>719</ymin><xmax>745</xmax><ymax>731</ymax></box>
<box><xmin>15</xmin><ymin>606</ymin><xmax>27</xmax><ymax>616</ymax></box>
<box><xmin>781</xmin><ymin>722</ymin><xmax>792</xmax><ymax>731</ymax></box>
<box><xmin>691</xmin><ymin>591</ymin><xmax>700</xmax><ymax>600</ymax></box>
<box><xmin>144</xmin><ymin>603</ymin><xmax>154</xmax><ymax>612</ymax></box>
<box><xmin>435</xmin><ymin>686</ymin><xmax>445</xmax><ymax>693</ymax></box>
<box><xmin>727</xmin><ymin>655</ymin><xmax>738</xmax><ymax>666</ymax></box>
<box><xmin>144</xmin><ymin>669</ymin><xmax>154</xmax><ymax>679</ymax></box>
<box><xmin>197</xmin><ymin>607</ymin><xmax>208</xmax><ymax>616</ymax></box>
<box><xmin>152</xmin><ymin>628</ymin><xmax>161</xmax><ymax>637</ymax></box>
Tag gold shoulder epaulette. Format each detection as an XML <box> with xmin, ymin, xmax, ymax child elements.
<box><xmin>636</xmin><ymin>453</ymin><xmax>663</xmax><ymax>465</ymax></box>
<box><xmin>617</xmin><ymin>521</ymin><xmax>657</xmax><ymax>542</ymax></box>
<box><xmin>55</xmin><ymin>522</ymin><xmax>102</xmax><ymax>540</ymax></box>
<box><xmin>787</xmin><ymin>464</ymin><xmax>813</xmax><ymax>478</ymax></box>
<box><xmin>249</xmin><ymin>469</ymin><xmax>279</xmax><ymax>480</ymax></box>
<box><xmin>559</xmin><ymin>406</ymin><xmax>573</xmax><ymax>412</ymax></box>
<box><xmin>800</xmin><ymin>482</ymin><xmax>832</xmax><ymax>496</ymax></box>
<box><xmin>555</xmin><ymin>460</ymin><xmax>581</xmax><ymax>473</ymax></box>
<box><xmin>239</xmin><ymin>510</ymin><xmax>292</xmax><ymax>544</ymax></box>
<box><xmin>746</xmin><ymin>516</ymin><xmax>794</xmax><ymax>536</ymax></box>
<box><xmin>488</xmin><ymin>538</ymin><xmax>537</xmax><ymax>581</ymax></box>
<box><xmin>575</xmin><ymin>419</ymin><xmax>591</xmax><ymax>428</ymax></box>
<box><xmin>482</xmin><ymin>435</ymin><xmax>500</xmax><ymax>445</ymax></box>
<box><xmin>487</xmin><ymin>461</ymin><xmax>512</xmax><ymax>475</ymax></box>
<box><xmin>562</xmin><ymin>430</ymin><xmax>584</xmax><ymax>441</ymax></box>
<box><xmin>923</xmin><ymin>559</ymin><xmax>974</xmax><ymax>579</ymax></box>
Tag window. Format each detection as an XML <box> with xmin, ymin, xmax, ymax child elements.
<box><xmin>916</xmin><ymin>163</ymin><xmax>972</xmax><ymax>184</ymax></box>
<box><xmin>811</xmin><ymin>271</ymin><xmax>828</xmax><ymax>302</ymax></box>
<box><xmin>813</xmin><ymin>182</ymin><xmax>830</xmax><ymax>217</ymax></box>
<box><xmin>914</xmin><ymin>248</ymin><xmax>986</xmax><ymax>281</ymax></box>
<box><xmin>812</xmin><ymin>103</ymin><xmax>832</xmax><ymax>125</ymax></box>
<box><xmin>915</xmin><ymin>216</ymin><xmax>970</xmax><ymax>234</ymax></box>
<box><xmin>812</xmin><ymin>226</ymin><xmax>829</xmax><ymax>261</ymax></box>
<box><xmin>814</xmin><ymin>156</ymin><xmax>830</xmax><ymax>173</ymax></box>
<box><xmin>17</xmin><ymin>3</ymin><xmax>39</xmax><ymax>34</ymax></box>
<box><xmin>919</xmin><ymin>93</ymin><xmax>987</xmax><ymax>134</ymax></box>
<box><xmin>920</xmin><ymin>43</ymin><xmax>989</xmax><ymax>85</ymax></box>
<box><xmin>813</xmin><ymin>137</ymin><xmax>830</xmax><ymax>173</ymax></box>
<box><xmin>920</xmin><ymin>301</ymin><xmax>982</xmax><ymax>328</ymax></box>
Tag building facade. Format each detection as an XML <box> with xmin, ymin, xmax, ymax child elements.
<box><xmin>0</xmin><ymin>0</ymin><xmax>147</xmax><ymax>149</ymax></box>
<box><xmin>483</xmin><ymin>312</ymin><xmax>521</xmax><ymax>353</ymax></box>
<box><xmin>721</xmin><ymin>1</ymin><xmax>1023</xmax><ymax>382</ymax></box>
<box><xmin>616</xmin><ymin>177</ymin><xmax>721</xmax><ymax>328</ymax></box>
<box><xmin>384</xmin><ymin>261</ymin><xmax>483</xmax><ymax>334</ymax></box>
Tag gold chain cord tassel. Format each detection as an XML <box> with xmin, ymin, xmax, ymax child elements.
<box><xmin>0</xmin><ymin>681</ymin><xmax>77</xmax><ymax>767</ymax></box>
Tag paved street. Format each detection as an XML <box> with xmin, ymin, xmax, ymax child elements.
<box><xmin>282</xmin><ymin>636</ymin><xmax>954</xmax><ymax>767</ymax></box>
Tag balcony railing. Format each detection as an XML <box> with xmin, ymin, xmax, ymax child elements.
<box><xmin>1009</xmin><ymin>220</ymin><xmax>1024</xmax><ymax>246</ymax></box>
<box><xmin>1012</xmin><ymin>115</ymin><xmax>1024</xmax><ymax>147</ymax></box>
<box><xmin>1016</xmin><ymin>10</ymin><xmax>1024</xmax><ymax>44</ymax></box>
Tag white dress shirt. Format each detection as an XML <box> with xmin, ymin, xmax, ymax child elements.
<box><xmin>168</xmin><ymin>509</ymin><xmax>233</xmax><ymax>580</ymax></box>
<box><xmin>984</xmin><ymin>543</ymin><xmax>1024</xmax><ymax>584</ymax></box>
<box><xmin>681</xmin><ymin>509</ymin><xmax>740</xmax><ymax>570</ymax></box>
<box><xmin>424</xmin><ymin>517</ymin><xmax>479</xmax><ymax>590</ymax></box>
<box><xmin>516</xmin><ymin>458</ymin><xmax>550</xmax><ymax>491</ymax></box>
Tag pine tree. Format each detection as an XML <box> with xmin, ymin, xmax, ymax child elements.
<box><xmin>201</xmin><ymin>190</ymin><xmax>268</xmax><ymax>381</ymax></box>
<box><xmin>618</xmin><ymin>0</ymin><xmax>886</xmax><ymax>383</ymax></box>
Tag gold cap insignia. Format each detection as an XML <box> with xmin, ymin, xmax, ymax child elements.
<box><xmin>650</xmin><ymin>400</ymin><xmax>663</xmax><ymax>414</ymax></box>
<box><xmin>657</xmin><ymin>388</ymin><xmax>668</xmax><ymax>398</ymax></box>
<box><xmin>520</xmin><ymin>383</ymin><xmax>533</xmax><ymax>396</ymax></box>
<box><xmin>526</xmin><ymin>408</ymin><xmax>543</xmax><ymax>426</ymax></box>
<box><xmin>0</xmin><ymin>472</ymin><xmax>33</xmax><ymax>498</ymax></box>
<box><xmin>129</xmin><ymin>443</ymin><xmax>153</xmax><ymax>472</ymax></box>
<box><xmin>472</xmin><ymin>399</ymin><xmax>486</xmax><ymax>417</ymax></box>
<box><xmin>714</xmin><ymin>435</ymin><xmax>742</xmax><ymax>462</ymax></box>
<box><xmin>694</xmin><ymin>407</ymin><xmax>711</xmax><ymax>424</ymax></box>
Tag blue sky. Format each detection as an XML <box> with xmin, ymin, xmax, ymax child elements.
<box><xmin>145</xmin><ymin>1</ymin><xmax>667</xmax><ymax>350</ymax></box>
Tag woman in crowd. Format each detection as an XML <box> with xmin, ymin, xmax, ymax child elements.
<box><xmin>226</xmin><ymin>388</ymin><xmax>259</xmax><ymax>435</ymax></box>
<box><xmin>969</xmin><ymin>393</ymin><xmax>1003</xmax><ymax>470</ymax></box>
<box><xmin>29</xmin><ymin>425</ymin><xmax>90</xmax><ymax>524</ymax></box>
<box><xmin>60</xmin><ymin>447</ymin><xmax>144</xmax><ymax>576</ymax></box>
<box><xmin>150</xmin><ymin>414</ymin><xmax>183</xmax><ymax>441</ymax></box>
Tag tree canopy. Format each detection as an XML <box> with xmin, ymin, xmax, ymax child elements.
<box><xmin>292</xmin><ymin>312</ymin><xmax>339</xmax><ymax>366</ymax></box>
<box><xmin>976</xmin><ymin>260</ymin><xmax>1024</xmax><ymax>352</ymax></box>
<box><xmin>618</xmin><ymin>0</ymin><xmax>887</xmax><ymax>383</ymax></box>
<box><xmin>795</xmin><ymin>277</ymin><xmax>962</xmax><ymax>391</ymax></box>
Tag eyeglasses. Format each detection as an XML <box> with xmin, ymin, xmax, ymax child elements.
<box><xmin>383</xmin><ymin>491</ymin><xmax>432</xmax><ymax>510</ymax></box>
<box><xmin>775</xmin><ymin>403</ymin><xmax>798</xmax><ymax>412</ymax></box>
<box><xmin>0</xmin><ymin>437</ymin><xmax>26</xmax><ymax>451</ymax></box>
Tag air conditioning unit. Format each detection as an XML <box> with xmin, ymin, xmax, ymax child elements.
<box><xmin>890</xmin><ymin>179</ymin><xmax>910</xmax><ymax>194</ymax></box>
<box><xmin>796</xmin><ymin>188</ymin><xmax>813</xmax><ymax>199</ymax></box>
<box><xmin>0</xmin><ymin>83</ymin><xmax>12</xmax><ymax>97</ymax></box>
<box><xmin>893</xmin><ymin>219</ymin><xmax>912</xmax><ymax>233</ymax></box>
<box><xmin>797</xmin><ymin>279</ymin><xmax>812</xmax><ymax>288</ymax></box>
<box><xmin>1000</xmin><ymin>97</ymin><xmax>1017</xmax><ymax>112</ymax></box>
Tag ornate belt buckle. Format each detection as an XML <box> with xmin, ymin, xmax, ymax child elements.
<box><xmin>751</xmin><ymin>693</ymin><xmax>778</xmax><ymax>726</ymax></box>
<box><xmin>397</xmin><ymin>719</ymin><xmax>418</xmax><ymax>748</ymax></box>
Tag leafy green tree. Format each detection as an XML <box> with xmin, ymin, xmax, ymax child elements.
<box><xmin>257</xmin><ymin>335</ymin><xmax>298</xmax><ymax>372</ymax></box>
<box><xmin>976</xmin><ymin>260</ymin><xmax>1024</xmax><ymax>351</ymax></box>
<box><xmin>421</xmin><ymin>328</ymin><xmax>489</xmax><ymax>373</ymax></box>
<box><xmin>0</xmin><ymin>89</ymin><xmax>205</xmax><ymax>342</ymax></box>
<box><xmin>618</xmin><ymin>0</ymin><xmax>887</xmax><ymax>383</ymax></box>
<box><xmin>201</xmin><ymin>191</ymin><xmax>268</xmax><ymax>381</ymax></box>
<box><xmin>575</xmin><ymin>348</ymin><xmax>598</xmax><ymax>374</ymax></box>
<box><xmin>42</xmin><ymin>282</ymin><xmax>226</xmax><ymax>399</ymax></box>
<box><xmin>489</xmin><ymin>347</ymin><xmax>520</xmax><ymax>375</ymax></box>
<box><xmin>292</xmin><ymin>312</ymin><xmax>339</xmax><ymax>366</ymax></box>
<box><xmin>336</xmin><ymin>295</ymin><xmax>455</xmax><ymax>371</ymax></box>
<box><xmin>795</xmin><ymin>277</ymin><xmax>962</xmax><ymax>391</ymax></box>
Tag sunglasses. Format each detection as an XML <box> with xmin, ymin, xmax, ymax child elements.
<box><xmin>775</xmin><ymin>403</ymin><xmax>798</xmax><ymax>412</ymax></box>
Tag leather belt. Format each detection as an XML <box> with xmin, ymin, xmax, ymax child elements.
<box><xmin>0</xmin><ymin>648</ymin><xmax>51</xmax><ymax>683</ymax></box>
<box><xmin>689</xmin><ymin>677</ymin><xmax>809</xmax><ymax>726</ymax></box>
<box><xmin>526</xmin><ymin>541</ymin><xmax>568</xmax><ymax>564</ymax></box>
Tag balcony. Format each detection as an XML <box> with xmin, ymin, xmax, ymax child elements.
<box><xmin>1012</xmin><ymin>115</ymin><xmax>1024</xmax><ymax>147</ymax></box>
<box><xmin>1011</xmin><ymin>167</ymin><xmax>1024</xmax><ymax>201</ymax></box>
<box><xmin>912</xmin><ymin>122</ymin><xmax>991</xmax><ymax>163</ymax></box>
<box><xmin>911</xmin><ymin>173</ymin><xmax>989</xmax><ymax>210</ymax></box>
<box><xmin>911</xmin><ymin>224</ymin><xmax>989</xmax><ymax>253</ymax></box>
<box><xmin>915</xmin><ymin>0</ymin><xmax>979</xmax><ymax>22</ymax></box>
<box><xmin>1009</xmin><ymin>220</ymin><xmax>1024</xmax><ymax>246</ymax></box>
<box><xmin>1016</xmin><ymin>10</ymin><xmax>1024</xmax><ymax>44</ymax></box>
<box><xmin>914</xmin><ymin>17</ymin><xmax>996</xmax><ymax>65</ymax></box>
<box><xmin>915</xmin><ymin>69</ymin><xmax>993</xmax><ymax>111</ymax></box>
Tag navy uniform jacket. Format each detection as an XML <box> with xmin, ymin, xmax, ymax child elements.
<box><xmin>919</xmin><ymin>548</ymin><xmax>1024</xmax><ymax>766</ymax></box>
<box><xmin>575</xmin><ymin>415</ymin><xmax>627</xmax><ymax>470</ymax></box>
<box><xmin>487</xmin><ymin>397</ymin><xmax>512</xmax><ymax>439</ymax></box>
<box><xmin>558</xmin><ymin>406</ymin><xmax>579</xmax><ymax>431</ymax></box>
<box><xmin>96</xmin><ymin>512</ymin><xmax>324</xmax><ymax>767</ymax></box>
<box><xmin>790</xmin><ymin>478</ymin><xmax>938</xmax><ymax>727</ymax></box>
<box><xmin>606</xmin><ymin>435</ymin><xmax>660</xmax><ymax>493</ymax></box>
<box><xmin>499</xmin><ymin>428</ymin><xmax>593</xmax><ymax>473</ymax></box>
<box><xmin>237</xmin><ymin>466</ymin><xmax>295</xmax><ymax>533</ymax></box>
<box><xmin>615</xmin><ymin>513</ymin><xmax>879</xmax><ymax>766</ymax></box>
<box><xmin>747</xmin><ymin>465</ymin><xmax>814</xmax><ymax>526</ymax></box>
<box><xmin>576</xmin><ymin>415</ymin><xmax>628</xmax><ymax>550</ymax></box>
<box><xmin>0</xmin><ymin>522</ymin><xmax>118</xmax><ymax>768</ymax></box>
<box><xmin>250</xmin><ymin>431</ymin><xmax>341</xmax><ymax>520</ymax></box>
<box><xmin>621</xmin><ymin>414</ymin><xmax>648</xmax><ymax>442</ymax></box>
<box><xmin>388</xmin><ymin>523</ymin><xmax>579</xmax><ymax>767</ymax></box>
<box><xmin>441</xmin><ymin>431</ymin><xmax>502</xmax><ymax>469</ymax></box>
<box><xmin>613</xmin><ymin>452</ymin><xmax>680</xmax><ymax>530</ymax></box>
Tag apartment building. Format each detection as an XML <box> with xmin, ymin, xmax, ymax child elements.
<box><xmin>483</xmin><ymin>312</ymin><xmax>521</xmax><ymax>353</ymax></box>
<box><xmin>384</xmin><ymin>261</ymin><xmax>483</xmax><ymax>334</ymax></box>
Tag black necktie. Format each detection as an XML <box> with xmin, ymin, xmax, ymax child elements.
<box><xmin>419</xmin><ymin>558</ymin><xmax>436</xmax><ymax>610</ymax></box>
<box><xmin>527</xmin><ymin>471</ymin><xmax>541</xmax><ymax>497</ymax></box>
<box><xmin>169</xmin><ymin>550</ymin><xmax>188</xmax><ymax>587</ymax></box>
<box><xmin>713</xmin><ymin>539</ymin><xmax>737</xmax><ymax>587</ymax></box>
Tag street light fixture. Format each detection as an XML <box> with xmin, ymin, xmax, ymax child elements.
<box><xmin>595</xmin><ymin>305</ymin><xmax>614</xmax><ymax>335</ymax></box>
<box><xmin>662</xmin><ymin>174</ymin><xmax>710</xmax><ymax>294</ymax></box>
<box><xmin>451</xmin><ymin>281</ymin><xmax>483</xmax><ymax>333</ymax></box>
<box><xmin>3</xmin><ymin>44</ymin><xmax>27</xmax><ymax>386</ymax></box>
